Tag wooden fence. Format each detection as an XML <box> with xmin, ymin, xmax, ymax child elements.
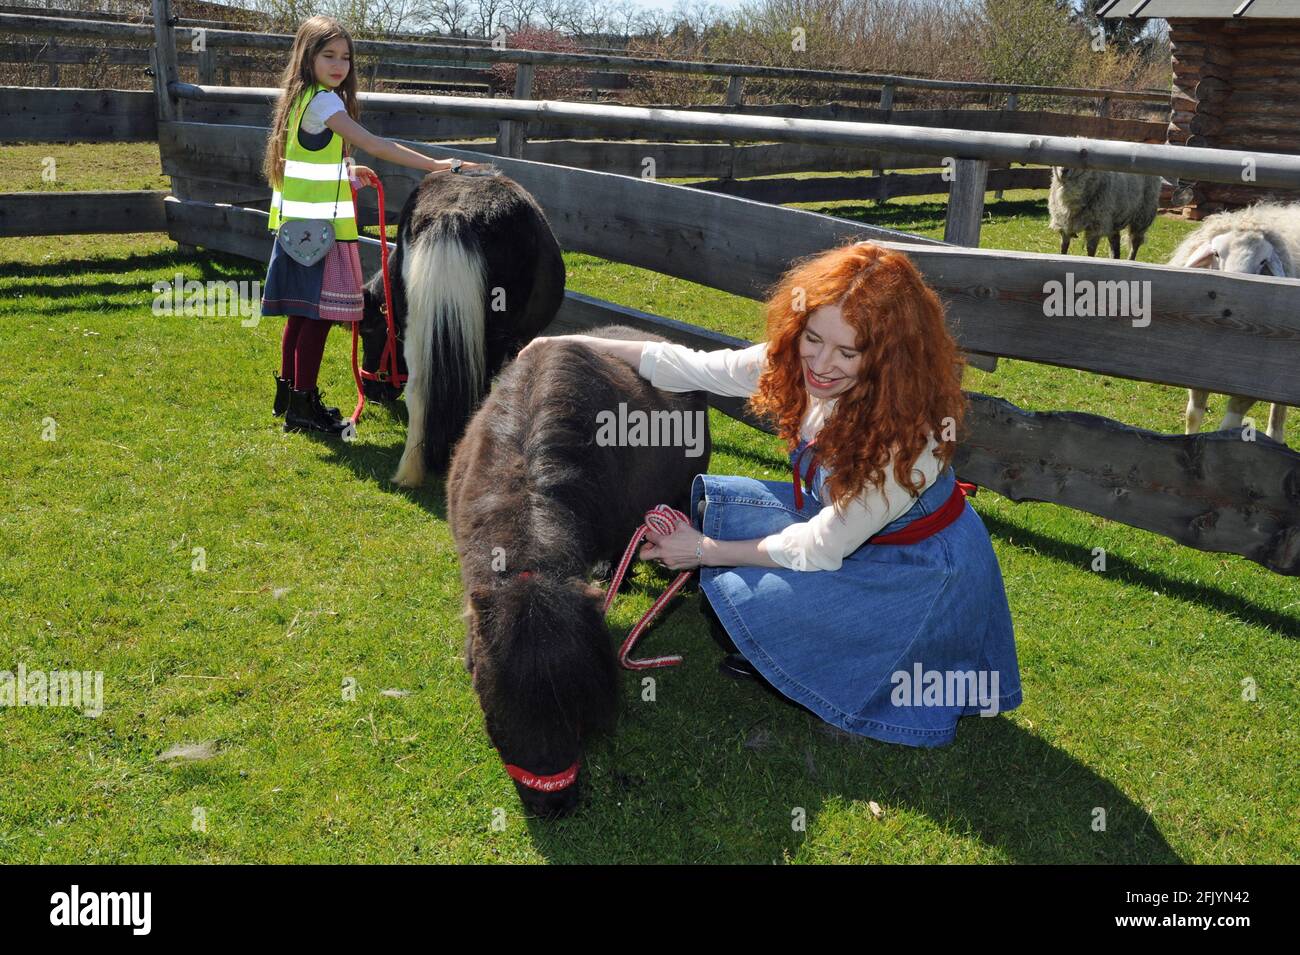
<box><xmin>0</xmin><ymin>9</ymin><xmax>1171</xmax><ymax>111</ymax></box>
<box><xmin>4</xmin><ymin>0</ymin><xmax>1298</xmax><ymax>576</ymax></box>
<box><xmin>0</xmin><ymin>8</ymin><xmax>1176</xmax><ymax>209</ymax></box>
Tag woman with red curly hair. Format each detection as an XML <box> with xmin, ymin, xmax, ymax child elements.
<box><xmin>522</xmin><ymin>241</ymin><xmax>1020</xmax><ymax>746</ymax></box>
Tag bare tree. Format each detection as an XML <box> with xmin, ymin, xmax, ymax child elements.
<box><xmin>472</xmin><ymin>0</ymin><xmax>504</xmax><ymax>37</ymax></box>
<box><xmin>534</xmin><ymin>0</ymin><xmax>573</xmax><ymax>33</ymax></box>
<box><xmin>501</xmin><ymin>0</ymin><xmax>542</xmax><ymax>31</ymax></box>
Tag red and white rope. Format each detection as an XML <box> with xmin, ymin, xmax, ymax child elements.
<box><xmin>602</xmin><ymin>504</ymin><xmax>695</xmax><ymax>670</ymax></box>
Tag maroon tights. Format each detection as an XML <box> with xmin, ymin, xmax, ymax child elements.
<box><xmin>279</xmin><ymin>315</ymin><xmax>331</xmax><ymax>391</ymax></box>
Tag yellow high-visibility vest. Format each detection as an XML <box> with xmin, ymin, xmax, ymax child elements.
<box><xmin>267</xmin><ymin>84</ymin><xmax>358</xmax><ymax>241</ymax></box>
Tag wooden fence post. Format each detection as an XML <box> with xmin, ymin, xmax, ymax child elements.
<box><xmin>720</xmin><ymin>75</ymin><xmax>746</xmax><ymax>180</ymax></box>
<box><xmin>725</xmin><ymin>74</ymin><xmax>744</xmax><ymax>106</ymax></box>
<box><xmin>197</xmin><ymin>47</ymin><xmax>215</xmax><ymax>85</ymax></box>
<box><xmin>945</xmin><ymin>157</ymin><xmax>997</xmax><ymax>372</ymax></box>
<box><xmin>497</xmin><ymin>62</ymin><xmax>534</xmax><ymax>159</ymax></box>
<box><xmin>871</xmin><ymin>82</ymin><xmax>896</xmax><ymax>200</ymax></box>
<box><xmin>994</xmin><ymin>92</ymin><xmax>1017</xmax><ymax>200</ymax></box>
<box><xmin>151</xmin><ymin>0</ymin><xmax>196</xmax><ymax>252</ymax></box>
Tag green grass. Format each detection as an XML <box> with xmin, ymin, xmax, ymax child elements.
<box><xmin>0</xmin><ymin>147</ymin><xmax>1296</xmax><ymax>863</ymax></box>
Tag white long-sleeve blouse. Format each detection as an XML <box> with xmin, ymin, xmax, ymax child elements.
<box><xmin>638</xmin><ymin>339</ymin><xmax>944</xmax><ymax>572</ymax></box>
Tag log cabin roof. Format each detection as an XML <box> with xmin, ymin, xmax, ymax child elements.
<box><xmin>1101</xmin><ymin>0</ymin><xmax>1300</xmax><ymax>16</ymax></box>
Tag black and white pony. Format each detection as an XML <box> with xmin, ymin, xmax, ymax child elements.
<box><xmin>359</xmin><ymin>167</ymin><xmax>566</xmax><ymax>486</ymax></box>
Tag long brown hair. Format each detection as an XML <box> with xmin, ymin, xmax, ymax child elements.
<box><xmin>261</xmin><ymin>15</ymin><xmax>361</xmax><ymax>189</ymax></box>
<box><xmin>748</xmin><ymin>241</ymin><xmax>967</xmax><ymax>511</ymax></box>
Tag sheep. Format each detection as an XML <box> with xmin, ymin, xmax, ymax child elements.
<box><xmin>1048</xmin><ymin>166</ymin><xmax>1161</xmax><ymax>259</ymax></box>
<box><xmin>1168</xmin><ymin>201</ymin><xmax>1300</xmax><ymax>444</ymax></box>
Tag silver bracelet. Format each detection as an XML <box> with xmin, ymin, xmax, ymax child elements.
<box><xmin>695</xmin><ymin>535</ymin><xmax>707</xmax><ymax>565</ymax></box>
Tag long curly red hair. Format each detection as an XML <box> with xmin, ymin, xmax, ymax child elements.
<box><xmin>748</xmin><ymin>241</ymin><xmax>967</xmax><ymax>510</ymax></box>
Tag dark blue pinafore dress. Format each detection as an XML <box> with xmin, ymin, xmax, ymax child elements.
<box><xmin>690</xmin><ymin>437</ymin><xmax>1022</xmax><ymax>747</ymax></box>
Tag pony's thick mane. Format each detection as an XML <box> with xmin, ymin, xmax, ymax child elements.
<box><xmin>466</xmin><ymin>340</ymin><xmax>624</xmax><ymax>578</ymax></box>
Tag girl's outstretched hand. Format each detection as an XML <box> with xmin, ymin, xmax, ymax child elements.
<box><xmin>351</xmin><ymin>164</ymin><xmax>380</xmax><ymax>189</ymax></box>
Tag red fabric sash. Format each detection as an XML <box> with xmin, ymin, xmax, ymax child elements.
<box><xmin>870</xmin><ymin>479</ymin><xmax>976</xmax><ymax>545</ymax></box>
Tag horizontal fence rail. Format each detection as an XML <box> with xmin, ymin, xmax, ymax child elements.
<box><xmin>0</xmin><ymin>189</ymin><xmax>167</xmax><ymax>235</ymax></box>
<box><xmin>0</xmin><ymin>88</ymin><xmax>1162</xmax><ymax>189</ymax></box>
<box><xmin>158</xmin><ymin>119</ymin><xmax>1300</xmax><ymax>410</ymax></box>
<box><xmin>161</xmin><ymin>192</ymin><xmax>1300</xmax><ymax>575</ymax></box>
<box><xmin>171</xmin><ymin>83</ymin><xmax>1300</xmax><ymax>190</ymax></box>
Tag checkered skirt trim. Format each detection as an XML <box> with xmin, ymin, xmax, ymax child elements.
<box><xmin>319</xmin><ymin>240</ymin><xmax>364</xmax><ymax>323</ymax></box>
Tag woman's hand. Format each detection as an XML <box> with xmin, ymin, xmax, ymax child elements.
<box><xmin>516</xmin><ymin>334</ymin><xmax>588</xmax><ymax>362</ymax></box>
<box><xmin>351</xmin><ymin>164</ymin><xmax>380</xmax><ymax>189</ymax></box>
<box><xmin>641</xmin><ymin>524</ymin><xmax>707</xmax><ymax>570</ymax></box>
<box><xmin>515</xmin><ymin>336</ymin><xmax>552</xmax><ymax>362</ymax></box>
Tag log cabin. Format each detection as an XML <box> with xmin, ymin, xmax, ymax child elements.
<box><xmin>1103</xmin><ymin>0</ymin><xmax>1300</xmax><ymax>219</ymax></box>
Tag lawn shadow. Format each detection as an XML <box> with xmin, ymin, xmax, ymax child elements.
<box><xmin>0</xmin><ymin>247</ymin><xmax>240</xmax><ymax>282</ymax></box>
<box><xmin>307</xmin><ymin>398</ymin><xmax>450</xmax><ymax>520</ymax></box>
<box><xmin>979</xmin><ymin>510</ymin><xmax>1300</xmax><ymax>641</ymax></box>
<box><xmin>518</xmin><ymin>596</ymin><xmax>1180</xmax><ymax>864</ymax></box>
<box><xmin>798</xmin><ymin>195</ymin><xmax>1045</xmax><ymax>236</ymax></box>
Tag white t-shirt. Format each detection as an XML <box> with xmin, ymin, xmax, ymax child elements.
<box><xmin>300</xmin><ymin>90</ymin><xmax>345</xmax><ymax>134</ymax></box>
<box><xmin>638</xmin><ymin>339</ymin><xmax>944</xmax><ymax>572</ymax></box>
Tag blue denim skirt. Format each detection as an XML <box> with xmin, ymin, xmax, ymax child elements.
<box><xmin>691</xmin><ymin>439</ymin><xmax>1022</xmax><ymax>747</ymax></box>
<box><xmin>260</xmin><ymin>237</ymin><xmax>325</xmax><ymax>321</ymax></box>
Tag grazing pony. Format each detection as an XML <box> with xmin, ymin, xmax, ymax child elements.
<box><xmin>447</xmin><ymin>325</ymin><xmax>712</xmax><ymax>817</ymax></box>
<box><xmin>359</xmin><ymin>167</ymin><xmax>566</xmax><ymax>485</ymax></box>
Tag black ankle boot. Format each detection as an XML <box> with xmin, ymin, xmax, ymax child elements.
<box><xmin>285</xmin><ymin>386</ymin><xmax>348</xmax><ymax>436</ymax></box>
<box><xmin>275</xmin><ymin>375</ymin><xmax>340</xmax><ymax>419</ymax></box>
<box><xmin>718</xmin><ymin>653</ymin><xmax>816</xmax><ymax>715</ymax></box>
<box><xmin>274</xmin><ymin>374</ymin><xmax>292</xmax><ymax>417</ymax></box>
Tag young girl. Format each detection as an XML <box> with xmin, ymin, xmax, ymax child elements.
<box><xmin>261</xmin><ymin>15</ymin><xmax>482</xmax><ymax>435</ymax></box>
<box><xmin>519</xmin><ymin>242</ymin><xmax>1022</xmax><ymax>747</ymax></box>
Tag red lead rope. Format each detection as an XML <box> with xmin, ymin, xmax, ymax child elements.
<box><xmin>602</xmin><ymin>504</ymin><xmax>696</xmax><ymax>670</ymax></box>
<box><xmin>346</xmin><ymin>176</ymin><xmax>402</xmax><ymax>428</ymax></box>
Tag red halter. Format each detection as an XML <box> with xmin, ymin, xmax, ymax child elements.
<box><xmin>504</xmin><ymin>760</ymin><xmax>580</xmax><ymax>793</ymax></box>
<box><xmin>497</xmin><ymin>505</ymin><xmax>691</xmax><ymax>794</ymax></box>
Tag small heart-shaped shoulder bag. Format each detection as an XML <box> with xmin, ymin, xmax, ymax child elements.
<box><xmin>275</xmin><ymin>152</ymin><xmax>346</xmax><ymax>267</ymax></box>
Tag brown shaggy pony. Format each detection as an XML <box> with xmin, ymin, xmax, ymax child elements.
<box><xmin>447</xmin><ymin>325</ymin><xmax>712</xmax><ymax>817</ymax></box>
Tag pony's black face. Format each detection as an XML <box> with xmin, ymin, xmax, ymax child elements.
<box><xmin>464</xmin><ymin>576</ymin><xmax>618</xmax><ymax>819</ymax></box>
<box><xmin>359</xmin><ymin>282</ymin><xmax>406</xmax><ymax>402</ymax></box>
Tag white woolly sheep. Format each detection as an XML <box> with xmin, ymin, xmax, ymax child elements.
<box><xmin>1168</xmin><ymin>201</ymin><xmax>1300</xmax><ymax>443</ymax></box>
<box><xmin>1048</xmin><ymin>167</ymin><xmax>1161</xmax><ymax>259</ymax></box>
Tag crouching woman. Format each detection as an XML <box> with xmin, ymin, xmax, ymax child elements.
<box><xmin>522</xmin><ymin>241</ymin><xmax>1022</xmax><ymax>746</ymax></box>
